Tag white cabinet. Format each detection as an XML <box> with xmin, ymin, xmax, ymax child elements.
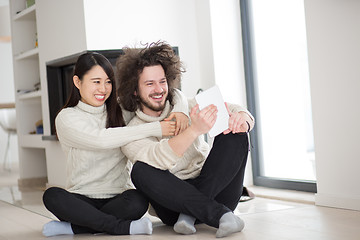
<box><xmin>9</xmin><ymin>0</ymin><xmax>47</xmax><ymax>188</ymax></box>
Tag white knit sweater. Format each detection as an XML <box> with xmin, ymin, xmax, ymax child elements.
<box><xmin>55</xmin><ymin>101</ymin><xmax>162</xmax><ymax>198</ymax></box>
<box><xmin>121</xmin><ymin>99</ymin><xmax>252</xmax><ymax>180</ymax></box>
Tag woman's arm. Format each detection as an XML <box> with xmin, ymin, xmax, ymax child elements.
<box><xmin>55</xmin><ymin>109</ymin><xmax>162</xmax><ymax>151</ymax></box>
<box><xmin>171</xmin><ymin>88</ymin><xmax>189</xmax><ymax>117</ymax></box>
<box><xmin>166</xmin><ymin>89</ymin><xmax>190</xmax><ymax>135</ymax></box>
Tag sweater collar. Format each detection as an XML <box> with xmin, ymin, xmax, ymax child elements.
<box><xmin>135</xmin><ymin>101</ymin><xmax>172</xmax><ymax>122</ymax></box>
<box><xmin>76</xmin><ymin>101</ymin><xmax>106</xmax><ymax>115</ymax></box>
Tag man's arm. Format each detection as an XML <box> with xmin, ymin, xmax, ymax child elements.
<box><xmin>122</xmin><ymin>136</ymin><xmax>181</xmax><ymax>170</ymax></box>
<box><xmin>167</xmin><ymin>104</ymin><xmax>217</xmax><ymax>156</ymax></box>
<box><xmin>121</xmin><ymin>104</ymin><xmax>217</xmax><ymax>168</ymax></box>
<box><xmin>121</xmin><ymin>117</ymin><xmax>182</xmax><ymax>170</ymax></box>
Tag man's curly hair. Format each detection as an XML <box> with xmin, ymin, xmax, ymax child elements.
<box><xmin>116</xmin><ymin>41</ymin><xmax>184</xmax><ymax>112</ymax></box>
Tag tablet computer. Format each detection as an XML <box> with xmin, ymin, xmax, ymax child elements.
<box><xmin>195</xmin><ymin>85</ymin><xmax>229</xmax><ymax>137</ymax></box>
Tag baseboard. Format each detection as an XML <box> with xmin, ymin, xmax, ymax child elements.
<box><xmin>247</xmin><ymin>185</ymin><xmax>315</xmax><ymax>204</ymax></box>
<box><xmin>315</xmin><ymin>193</ymin><xmax>360</xmax><ymax>211</ymax></box>
<box><xmin>17</xmin><ymin>177</ymin><xmax>47</xmax><ymax>191</ymax></box>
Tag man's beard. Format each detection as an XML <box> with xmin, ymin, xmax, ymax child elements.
<box><xmin>139</xmin><ymin>92</ymin><xmax>167</xmax><ymax>112</ymax></box>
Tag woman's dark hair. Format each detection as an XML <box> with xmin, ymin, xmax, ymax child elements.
<box><xmin>116</xmin><ymin>41</ymin><xmax>184</xmax><ymax>112</ymax></box>
<box><xmin>62</xmin><ymin>52</ymin><xmax>125</xmax><ymax>128</ymax></box>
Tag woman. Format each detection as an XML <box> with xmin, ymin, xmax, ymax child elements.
<box><xmin>42</xmin><ymin>52</ymin><xmax>188</xmax><ymax>237</ymax></box>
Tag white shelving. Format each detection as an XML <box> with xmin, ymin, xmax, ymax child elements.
<box><xmin>18</xmin><ymin>89</ymin><xmax>42</xmax><ymax>100</ymax></box>
<box><xmin>18</xmin><ymin>134</ymin><xmax>44</xmax><ymax>148</ymax></box>
<box><xmin>12</xmin><ymin>4</ymin><xmax>35</xmax><ymax>21</ymax></box>
<box><xmin>9</xmin><ymin>0</ymin><xmax>46</xmax><ymax>186</ymax></box>
<box><xmin>15</xmin><ymin>47</ymin><xmax>39</xmax><ymax>60</ymax></box>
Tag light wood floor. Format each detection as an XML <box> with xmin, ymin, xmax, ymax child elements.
<box><xmin>1</xmin><ymin>164</ymin><xmax>360</xmax><ymax>240</ymax></box>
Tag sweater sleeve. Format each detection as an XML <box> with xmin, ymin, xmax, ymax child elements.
<box><xmin>121</xmin><ymin>137</ymin><xmax>181</xmax><ymax>170</ymax></box>
<box><xmin>55</xmin><ymin>109</ymin><xmax>162</xmax><ymax>150</ymax></box>
<box><xmin>121</xmin><ymin>118</ymin><xmax>182</xmax><ymax>170</ymax></box>
<box><xmin>171</xmin><ymin>89</ymin><xmax>189</xmax><ymax>117</ymax></box>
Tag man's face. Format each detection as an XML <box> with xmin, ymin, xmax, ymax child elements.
<box><xmin>137</xmin><ymin>65</ymin><xmax>169</xmax><ymax>116</ymax></box>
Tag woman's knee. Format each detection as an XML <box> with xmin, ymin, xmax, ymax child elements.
<box><xmin>43</xmin><ymin>187</ymin><xmax>65</xmax><ymax>209</ymax></box>
<box><xmin>127</xmin><ymin>190</ymin><xmax>149</xmax><ymax>218</ymax></box>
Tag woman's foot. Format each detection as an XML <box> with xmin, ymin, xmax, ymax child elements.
<box><xmin>42</xmin><ymin>220</ymin><xmax>73</xmax><ymax>237</ymax></box>
<box><xmin>130</xmin><ymin>217</ymin><xmax>153</xmax><ymax>235</ymax></box>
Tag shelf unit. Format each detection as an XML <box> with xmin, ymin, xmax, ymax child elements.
<box><xmin>9</xmin><ymin>0</ymin><xmax>46</xmax><ymax>187</ymax></box>
<box><xmin>18</xmin><ymin>134</ymin><xmax>44</xmax><ymax>148</ymax></box>
<box><xmin>14</xmin><ymin>47</ymin><xmax>39</xmax><ymax>60</ymax></box>
<box><xmin>18</xmin><ymin>89</ymin><xmax>42</xmax><ymax>100</ymax></box>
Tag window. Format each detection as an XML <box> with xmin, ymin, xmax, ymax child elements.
<box><xmin>240</xmin><ymin>0</ymin><xmax>316</xmax><ymax>192</ymax></box>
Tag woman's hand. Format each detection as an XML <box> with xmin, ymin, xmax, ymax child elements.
<box><xmin>223</xmin><ymin>102</ymin><xmax>251</xmax><ymax>134</ymax></box>
<box><xmin>160</xmin><ymin>120</ymin><xmax>176</xmax><ymax>137</ymax></box>
<box><xmin>165</xmin><ymin>112</ymin><xmax>189</xmax><ymax>135</ymax></box>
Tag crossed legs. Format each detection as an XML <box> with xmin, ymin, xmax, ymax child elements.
<box><xmin>131</xmin><ymin>133</ymin><xmax>249</xmax><ymax>237</ymax></box>
<box><xmin>42</xmin><ymin>187</ymin><xmax>150</xmax><ymax>236</ymax></box>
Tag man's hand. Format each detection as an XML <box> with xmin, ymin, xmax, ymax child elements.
<box><xmin>223</xmin><ymin>102</ymin><xmax>251</xmax><ymax>134</ymax></box>
<box><xmin>165</xmin><ymin>112</ymin><xmax>189</xmax><ymax>135</ymax></box>
<box><xmin>189</xmin><ymin>104</ymin><xmax>218</xmax><ymax>136</ymax></box>
<box><xmin>160</xmin><ymin>120</ymin><xmax>176</xmax><ymax>137</ymax></box>
<box><xmin>167</xmin><ymin>104</ymin><xmax>217</xmax><ymax>157</ymax></box>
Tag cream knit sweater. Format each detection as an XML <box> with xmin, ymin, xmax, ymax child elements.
<box><xmin>121</xmin><ymin>99</ymin><xmax>252</xmax><ymax>180</ymax></box>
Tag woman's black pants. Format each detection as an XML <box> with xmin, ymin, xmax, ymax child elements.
<box><xmin>131</xmin><ymin>132</ymin><xmax>249</xmax><ymax>228</ymax></box>
<box><xmin>42</xmin><ymin>187</ymin><xmax>148</xmax><ymax>235</ymax></box>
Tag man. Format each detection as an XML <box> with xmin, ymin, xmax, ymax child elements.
<box><xmin>116</xmin><ymin>41</ymin><xmax>254</xmax><ymax>238</ymax></box>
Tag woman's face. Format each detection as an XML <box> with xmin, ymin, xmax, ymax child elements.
<box><xmin>74</xmin><ymin>65</ymin><xmax>112</xmax><ymax>107</ymax></box>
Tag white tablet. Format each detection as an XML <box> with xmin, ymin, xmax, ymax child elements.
<box><xmin>195</xmin><ymin>85</ymin><xmax>229</xmax><ymax>137</ymax></box>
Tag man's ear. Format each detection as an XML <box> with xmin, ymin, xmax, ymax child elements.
<box><xmin>73</xmin><ymin>76</ymin><xmax>81</xmax><ymax>90</ymax></box>
<box><xmin>134</xmin><ymin>90</ymin><xmax>137</xmax><ymax>96</ymax></box>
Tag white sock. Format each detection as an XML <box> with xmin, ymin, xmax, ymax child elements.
<box><xmin>173</xmin><ymin>213</ymin><xmax>196</xmax><ymax>235</ymax></box>
<box><xmin>216</xmin><ymin>212</ymin><xmax>244</xmax><ymax>238</ymax></box>
<box><xmin>42</xmin><ymin>220</ymin><xmax>73</xmax><ymax>237</ymax></box>
<box><xmin>129</xmin><ymin>217</ymin><xmax>153</xmax><ymax>235</ymax></box>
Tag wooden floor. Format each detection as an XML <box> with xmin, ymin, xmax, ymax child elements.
<box><xmin>1</xmin><ymin>164</ymin><xmax>360</xmax><ymax>240</ymax></box>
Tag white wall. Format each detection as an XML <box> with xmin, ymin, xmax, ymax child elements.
<box><xmin>83</xmin><ymin>0</ymin><xmax>205</xmax><ymax>97</ymax></box>
<box><xmin>304</xmin><ymin>0</ymin><xmax>360</xmax><ymax>210</ymax></box>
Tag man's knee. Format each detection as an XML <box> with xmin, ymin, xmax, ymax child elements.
<box><xmin>216</xmin><ymin>133</ymin><xmax>248</xmax><ymax>149</ymax></box>
<box><xmin>131</xmin><ymin>161</ymin><xmax>149</xmax><ymax>187</ymax></box>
